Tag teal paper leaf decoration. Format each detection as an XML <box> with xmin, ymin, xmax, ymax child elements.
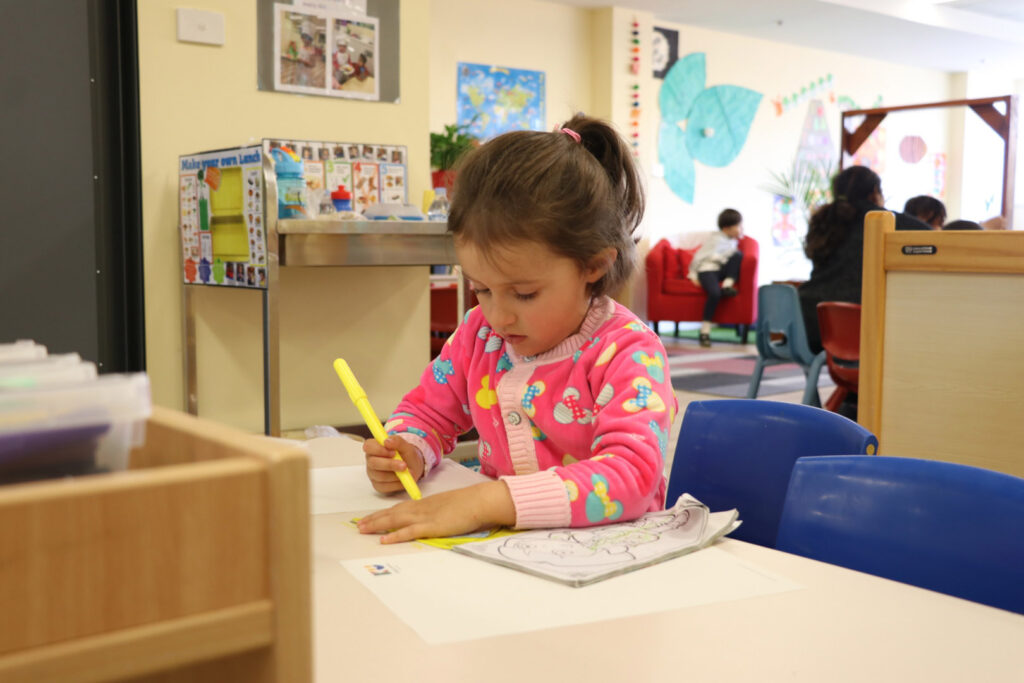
<box><xmin>659</xmin><ymin>53</ymin><xmax>705</xmax><ymax>123</ymax></box>
<box><xmin>686</xmin><ymin>85</ymin><xmax>763</xmax><ymax>168</ymax></box>
<box><xmin>659</xmin><ymin>121</ymin><xmax>695</xmax><ymax>203</ymax></box>
<box><xmin>658</xmin><ymin>52</ymin><xmax>762</xmax><ymax>203</ymax></box>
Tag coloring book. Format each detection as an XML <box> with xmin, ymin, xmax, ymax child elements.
<box><xmin>452</xmin><ymin>495</ymin><xmax>740</xmax><ymax>587</ymax></box>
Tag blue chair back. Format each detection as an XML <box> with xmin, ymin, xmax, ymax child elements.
<box><xmin>747</xmin><ymin>285</ymin><xmax>827</xmax><ymax>406</ymax></box>
<box><xmin>753</xmin><ymin>284</ymin><xmax>818</xmax><ymax>366</ymax></box>
<box><xmin>666</xmin><ymin>400</ymin><xmax>878</xmax><ymax>548</ymax></box>
<box><xmin>776</xmin><ymin>456</ymin><xmax>1024</xmax><ymax>614</ymax></box>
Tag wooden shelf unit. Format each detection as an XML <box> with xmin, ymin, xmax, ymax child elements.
<box><xmin>0</xmin><ymin>406</ymin><xmax>312</xmax><ymax>683</ymax></box>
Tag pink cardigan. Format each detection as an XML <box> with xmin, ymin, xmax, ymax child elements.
<box><xmin>386</xmin><ymin>297</ymin><xmax>677</xmax><ymax>529</ymax></box>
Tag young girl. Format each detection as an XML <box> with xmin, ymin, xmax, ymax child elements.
<box><xmin>358</xmin><ymin>115</ymin><xmax>678</xmax><ymax>543</ymax></box>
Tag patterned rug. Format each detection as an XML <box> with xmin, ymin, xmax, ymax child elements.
<box><xmin>666</xmin><ymin>347</ymin><xmax>834</xmax><ymax>398</ymax></box>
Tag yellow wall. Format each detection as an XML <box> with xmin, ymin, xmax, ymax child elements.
<box><xmin>138</xmin><ymin>1</ymin><xmax>432</xmax><ymax>432</ymax></box>
<box><xmin>427</xmin><ymin>2</ymin><xmax>956</xmax><ymax>291</ymax></box>
<box><xmin>138</xmin><ymin>0</ymin><xmax>962</xmax><ymax>432</ymax></box>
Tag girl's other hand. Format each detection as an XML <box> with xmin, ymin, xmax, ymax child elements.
<box><xmin>363</xmin><ymin>435</ymin><xmax>425</xmax><ymax>494</ymax></box>
<box><xmin>357</xmin><ymin>481</ymin><xmax>516</xmax><ymax>543</ymax></box>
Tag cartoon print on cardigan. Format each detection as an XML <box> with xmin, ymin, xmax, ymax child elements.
<box><xmin>553</xmin><ymin>387</ymin><xmax>593</xmax><ymax>425</ymax></box>
<box><xmin>531</xmin><ymin>422</ymin><xmax>547</xmax><ymax>441</ymax></box>
<box><xmin>432</xmin><ymin>357</ymin><xmax>454</xmax><ymax>384</ymax></box>
<box><xmin>593</xmin><ymin>383</ymin><xmax>614</xmax><ymax>415</ymax></box>
<box><xmin>521</xmin><ymin>381</ymin><xmax>546</xmax><ymax>417</ymax></box>
<box><xmin>596</xmin><ymin>342</ymin><xmax>617</xmax><ymax>366</ymax></box>
<box><xmin>475</xmin><ymin>375</ymin><xmax>498</xmax><ymax>409</ymax></box>
<box><xmin>585</xmin><ymin>473</ymin><xmax>624</xmax><ymax>522</ymax></box>
<box><xmin>572</xmin><ymin>335</ymin><xmax>601</xmax><ymax>362</ymax></box>
<box><xmin>623</xmin><ymin>377</ymin><xmax>666</xmax><ymax>413</ymax></box>
<box><xmin>649</xmin><ymin>419</ymin><xmax>670</xmax><ymax>456</ymax></box>
<box><xmin>496</xmin><ymin>352</ymin><xmax>513</xmax><ymax>372</ymax></box>
<box><xmin>386</xmin><ymin>297</ymin><xmax>676</xmax><ymax>529</ymax></box>
<box><xmin>631</xmin><ymin>350</ymin><xmax>666</xmax><ymax>383</ymax></box>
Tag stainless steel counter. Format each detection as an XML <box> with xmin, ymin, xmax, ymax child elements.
<box><xmin>185</xmin><ymin>154</ymin><xmax>458</xmax><ymax>436</ymax></box>
<box><xmin>277</xmin><ymin>219</ymin><xmax>455</xmax><ymax>266</ymax></box>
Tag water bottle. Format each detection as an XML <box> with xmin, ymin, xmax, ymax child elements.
<box><xmin>270</xmin><ymin>147</ymin><xmax>307</xmax><ymax>219</ymax></box>
<box><xmin>331</xmin><ymin>186</ymin><xmax>353</xmax><ymax>212</ymax></box>
<box><xmin>427</xmin><ymin>187</ymin><xmax>450</xmax><ymax>221</ymax></box>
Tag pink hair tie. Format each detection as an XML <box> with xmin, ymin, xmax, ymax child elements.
<box><xmin>560</xmin><ymin>127</ymin><xmax>581</xmax><ymax>143</ymax></box>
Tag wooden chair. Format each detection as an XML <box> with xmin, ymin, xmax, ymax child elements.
<box><xmin>0</xmin><ymin>407</ymin><xmax>312</xmax><ymax>682</ymax></box>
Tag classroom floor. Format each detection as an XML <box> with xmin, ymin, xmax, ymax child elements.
<box><xmin>283</xmin><ymin>331</ymin><xmax>813</xmax><ymax>477</ymax></box>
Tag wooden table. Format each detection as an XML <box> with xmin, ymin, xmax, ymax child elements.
<box><xmin>307</xmin><ymin>439</ymin><xmax>1024</xmax><ymax>683</ymax></box>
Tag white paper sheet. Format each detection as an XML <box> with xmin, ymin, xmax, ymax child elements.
<box><xmin>311</xmin><ymin>459</ymin><xmax>491</xmax><ymax>515</ymax></box>
<box><xmin>342</xmin><ymin>546</ymin><xmax>802</xmax><ymax>644</ymax></box>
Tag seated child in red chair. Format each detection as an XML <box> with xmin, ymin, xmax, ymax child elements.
<box><xmin>687</xmin><ymin>209</ymin><xmax>744</xmax><ymax>347</ymax></box>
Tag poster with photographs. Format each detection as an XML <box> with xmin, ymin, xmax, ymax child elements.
<box><xmin>274</xmin><ymin>3</ymin><xmax>379</xmax><ymax>101</ymax></box>
<box><xmin>379</xmin><ymin>163</ymin><xmax>406</xmax><ymax>204</ymax></box>
<box><xmin>178</xmin><ymin>146</ymin><xmax>266</xmax><ymax>289</ymax></box>
<box><xmin>263</xmin><ymin>138</ymin><xmax>407</xmax><ymax>216</ymax></box>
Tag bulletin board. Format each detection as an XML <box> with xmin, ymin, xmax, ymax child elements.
<box><xmin>178</xmin><ymin>138</ymin><xmax>408</xmax><ymax>289</ymax></box>
<box><xmin>257</xmin><ymin>0</ymin><xmax>401</xmax><ymax>103</ymax></box>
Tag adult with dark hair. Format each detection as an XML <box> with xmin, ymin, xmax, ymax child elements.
<box><xmin>942</xmin><ymin>219</ymin><xmax>983</xmax><ymax>230</ymax></box>
<box><xmin>798</xmin><ymin>165</ymin><xmax>929</xmax><ymax>354</ymax></box>
<box><xmin>903</xmin><ymin>195</ymin><xmax>947</xmax><ymax>229</ymax></box>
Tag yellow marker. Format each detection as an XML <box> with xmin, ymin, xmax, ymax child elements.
<box><xmin>333</xmin><ymin>358</ymin><xmax>422</xmax><ymax>500</ymax></box>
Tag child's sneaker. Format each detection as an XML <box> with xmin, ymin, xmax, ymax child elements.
<box><xmin>722</xmin><ymin>286</ymin><xmax>738</xmax><ymax>298</ymax></box>
<box><xmin>699</xmin><ymin>332</ymin><xmax>712</xmax><ymax>348</ymax></box>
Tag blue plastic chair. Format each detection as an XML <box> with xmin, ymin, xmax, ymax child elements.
<box><xmin>665</xmin><ymin>400</ymin><xmax>878</xmax><ymax>548</ymax></box>
<box><xmin>745</xmin><ymin>284</ymin><xmax>827</xmax><ymax>407</ymax></box>
<box><xmin>776</xmin><ymin>456</ymin><xmax>1024</xmax><ymax>614</ymax></box>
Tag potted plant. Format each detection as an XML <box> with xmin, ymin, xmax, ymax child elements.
<box><xmin>763</xmin><ymin>158</ymin><xmax>835</xmax><ymax>225</ymax></box>
<box><xmin>430</xmin><ymin>122</ymin><xmax>478</xmax><ymax>193</ymax></box>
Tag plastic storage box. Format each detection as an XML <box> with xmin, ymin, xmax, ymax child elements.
<box><xmin>0</xmin><ymin>355</ymin><xmax>96</xmax><ymax>389</ymax></box>
<box><xmin>0</xmin><ymin>373</ymin><xmax>151</xmax><ymax>483</ymax></box>
<box><xmin>0</xmin><ymin>340</ymin><xmax>47</xmax><ymax>363</ymax></box>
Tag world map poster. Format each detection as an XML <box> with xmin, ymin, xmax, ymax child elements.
<box><xmin>456</xmin><ymin>62</ymin><xmax>546</xmax><ymax>140</ymax></box>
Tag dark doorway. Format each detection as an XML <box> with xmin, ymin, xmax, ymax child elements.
<box><xmin>0</xmin><ymin>0</ymin><xmax>145</xmax><ymax>372</ymax></box>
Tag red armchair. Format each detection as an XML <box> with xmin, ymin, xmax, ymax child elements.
<box><xmin>645</xmin><ymin>236</ymin><xmax>759</xmax><ymax>342</ymax></box>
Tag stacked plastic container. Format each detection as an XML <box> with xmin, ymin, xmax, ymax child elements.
<box><xmin>0</xmin><ymin>340</ymin><xmax>151</xmax><ymax>484</ymax></box>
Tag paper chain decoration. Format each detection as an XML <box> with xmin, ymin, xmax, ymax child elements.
<box><xmin>658</xmin><ymin>53</ymin><xmax>762</xmax><ymax>203</ymax></box>
<box><xmin>629</xmin><ymin>18</ymin><xmax>640</xmax><ymax>157</ymax></box>
<box><xmin>772</xmin><ymin>74</ymin><xmax>834</xmax><ymax>116</ymax></box>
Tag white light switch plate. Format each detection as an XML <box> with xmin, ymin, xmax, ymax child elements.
<box><xmin>176</xmin><ymin>8</ymin><xmax>225</xmax><ymax>46</ymax></box>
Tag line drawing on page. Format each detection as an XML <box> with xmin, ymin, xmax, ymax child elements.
<box><xmin>495</xmin><ymin>503</ymin><xmax>708</xmax><ymax>570</ymax></box>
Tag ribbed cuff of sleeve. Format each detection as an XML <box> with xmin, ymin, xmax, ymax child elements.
<box><xmin>393</xmin><ymin>432</ymin><xmax>438</xmax><ymax>475</ymax></box>
<box><xmin>501</xmin><ymin>470</ymin><xmax>571</xmax><ymax>529</ymax></box>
